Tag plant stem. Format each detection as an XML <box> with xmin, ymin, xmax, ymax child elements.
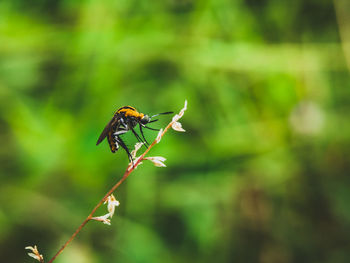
<box><xmin>47</xmin><ymin>120</ymin><xmax>175</xmax><ymax>263</ymax></box>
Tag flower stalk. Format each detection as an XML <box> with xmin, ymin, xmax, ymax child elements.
<box><xmin>27</xmin><ymin>100</ymin><xmax>187</xmax><ymax>263</ymax></box>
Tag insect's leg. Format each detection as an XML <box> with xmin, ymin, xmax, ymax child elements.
<box><xmin>139</xmin><ymin>125</ymin><xmax>150</xmax><ymax>146</ymax></box>
<box><xmin>108</xmin><ymin>132</ymin><xmax>119</xmax><ymax>153</ymax></box>
<box><xmin>113</xmin><ymin>137</ymin><xmax>120</xmax><ymax>151</ymax></box>
<box><xmin>124</xmin><ymin>118</ymin><xmax>148</xmax><ymax>146</ymax></box>
<box><xmin>119</xmin><ymin>117</ymin><xmax>128</xmax><ymax>130</ymax></box>
<box><xmin>113</xmin><ymin>129</ymin><xmax>128</xmax><ymax>136</ymax></box>
<box><xmin>116</xmin><ymin>136</ymin><xmax>133</xmax><ymax>163</ymax></box>
<box><xmin>130</xmin><ymin>126</ymin><xmax>149</xmax><ymax>146</ymax></box>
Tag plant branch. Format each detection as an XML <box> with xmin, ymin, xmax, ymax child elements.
<box><xmin>47</xmin><ymin>109</ymin><xmax>184</xmax><ymax>263</ymax></box>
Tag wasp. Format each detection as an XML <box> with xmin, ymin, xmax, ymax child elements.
<box><xmin>96</xmin><ymin>106</ymin><xmax>172</xmax><ymax>162</ymax></box>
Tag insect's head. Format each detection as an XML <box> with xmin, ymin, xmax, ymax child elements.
<box><xmin>140</xmin><ymin>114</ymin><xmax>151</xmax><ymax>125</ymax></box>
<box><xmin>140</xmin><ymin>111</ymin><xmax>173</xmax><ymax>126</ymax></box>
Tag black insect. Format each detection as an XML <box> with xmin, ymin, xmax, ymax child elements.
<box><xmin>96</xmin><ymin>106</ymin><xmax>172</xmax><ymax>162</ymax></box>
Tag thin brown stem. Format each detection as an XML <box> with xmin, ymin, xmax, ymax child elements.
<box><xmin>47</xmin><ymin>118</ymin><xmax>178</xmax><ymax>263</ymax></box>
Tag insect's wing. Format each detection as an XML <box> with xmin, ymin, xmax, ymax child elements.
<box><xmin>96</xmin><ymin>117</ymin><xmax>117</xmax><ymax>145</ymax></box>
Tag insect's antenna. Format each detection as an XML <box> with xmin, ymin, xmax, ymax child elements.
<box><xmin>150</xmin><ymin>111</ymin><xmax>173</xmax><ymax>118</ymax></box>
<box><xmin>148</xmin><ymin>119</ymin><xmax>158</xmax><ymax>123</ymax></box>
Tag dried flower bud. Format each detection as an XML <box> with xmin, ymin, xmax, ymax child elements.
<box><xmin>92</xmin><ymin>195</ymin><xmax>120</xmax><ymax>225</ymax></box>
<box><xmin>172</xmin><ymin>100</ymin><xmax>187</xmax><ymax>130</ymax></box>
<box><xmin>172</xmin><ymin>121</ymin><xmax>185</xmax><ymax>132</ymax></box>
<box><xmin>131</xmin><ymin>142</ymin><xmax>144</xmax><ymax>159</ymax></box>
<box><xmin>25</xmin><ymin>245</ymin><xmax>44</xmax><ymax>262</ymax></box>
<box><xmin>177</xmin><ymin>100</ymin><xmax>188</xmax><ymax>119</ymax></box>
<box><xmin>91</xmin><ymin>214</ymin><xmax>111</xmax><ymax>225</ymax></box>
<box><xmin>156</xmin><ymin>128</ymin><xmax>163</xmax><ymax>143</ymax></box>
<box><xmin>104</xmin><ymin>194</ymin><xmax>120</xmax><ymax>218</ymax></box>
<box><xmin>144</xmin><ymin>156</ymin><xmax>166</xmax><ymax>167</ymax></box>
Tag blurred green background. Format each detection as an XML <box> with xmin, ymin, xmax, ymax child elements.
<box><xmin>1</xmin><ymin>0</ymin><xmax>350</xmax><ymax>262</ymax></box>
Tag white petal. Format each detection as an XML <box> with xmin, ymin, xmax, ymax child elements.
<box><xmin>110</xmin><ymin>200</ymin><xmax>120</xmax><ymax>206</ymax></box>
<box><xmin>131</xmin><ymin>142</ymin><xmax>144</xmax><ymax>158</ymax></box>
<box><xmin>25</xmin><ymin>246</ymin><xmax>35</xmax><ymax>251</ymax></box>
<box><xmin>25</xmin><ymin>245</ymin><xmax>43</xmax><ymax>262</ymax></box>
<box><xmin>184</xmin><ymin>100</ymin><xmax>188</xmax><ymax>110</ymax></box>
<box><xmin>108</xmin><ymin>201</ymin><xmax>120</xmax><ymax>218</ymax></box>
<box><xmin>108</xmin><ymin>208</ymin><xmax>115</xmax><ymax>217</ymax></box>
<box><xmin>106</xmin><ymin>194</ymin><xmax>118</xmax><ymax>203</ymax></box>
<box><xmin>171</xmin><ymin>100</ymin><xmax>188</xmax><ymax>123</ymax></box>
<box><xmin>145</xmin><ymin>156</ymin><xmax>166</xmax><ymax>167</ymax></box>
<box><xmin>102</xmin><ymin>219</ymin><xmax>111</xmax><ymax>225</ymax></box>
<box><xmin>179</xmin><ymin>100</ymin><xmax>187</xmax><ymax>116</ymax></box>
<box><xmin>27</xmin><ymin>253</ymin><xmax>40</xmax><ymax>261</ymax></box>
<box><xmin>104</xmin><ymin>195</ymin><xmax>120</xmax><ymax>217</ymax></box>
<box><xmin>172</xmin><ymin>121</ymin><xmax>185</xmax><ymax>132</ymax></box>
<box><xmin>156</xmin><ymin>128</ymin><xmax>163</xmax><ymax>143</ymax></box>
<box><xmin>172</xmin><ymin>114</ymin><xmax>180</xmax><ymax>122</ymax></box>
<box><xmin>91</xmin><ymin>214</ymin><xmax>111</xmax><ymax>225</ymax></box>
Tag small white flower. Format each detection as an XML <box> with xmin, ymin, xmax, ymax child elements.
<box><xmin>25</xmin><ymin>245</ymin><xmax>44</xmax><ymax>262</ymax></box>
<box><xmin>156</xmin><ymin>128</ymin><xmax>163</xmax><ymax>143</ymax></box>
<box><xmin>104</xmin><ymin>194</ymin><xmax>120</xmax><ymax>218</ymax></box>
<box><xmin>179</xmin><ymin>100</ymin><xmax>187</xmax><ymax>117</ymax></box>
<box><xmin>92</xmin><ymin>194</ymin><xmax>120</xmax><ymax>224</ymax></box>
<box><xmin>131</xmin><ymin>142</ymin><xmax>144</xmax><ymax>159</ymax></box>
<box><xmin>172</xmin><ymin>114</ymin><xmax>180</xmax><ymax>123</ymax></box>
<box><xmin>91</xmin><ymin>214</ymin><xmax>111</xmax><ymax>225</ymax></box>
<box><xmin>127</xmin><ymin>143</ymin><xmax>145</xmax><ymax>171</ymax></box>
<box><xmin>171</xmin><ymin>121</ymin><xmax>185</xmax><ymax>132</ymax></box>
<box><xmin>172</xmin><ymin>100</ymin><xmax>187</xmax><ymax>131</ymax></box>
<box><xmin>144</xmin><ymin>156</ymin><xmax>166</xmax><ymax>167</ymax></box>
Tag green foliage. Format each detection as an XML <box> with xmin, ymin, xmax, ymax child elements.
<box><xmin>1</xmin><ymin>0</ymin><xmax>350</xmax><ymax>262</ymax></box>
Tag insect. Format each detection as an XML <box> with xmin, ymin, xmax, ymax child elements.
<box><xmin>96</xmin><ymin>106</ymin><xmax>172</xmax><ymax>162</ymax></box>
